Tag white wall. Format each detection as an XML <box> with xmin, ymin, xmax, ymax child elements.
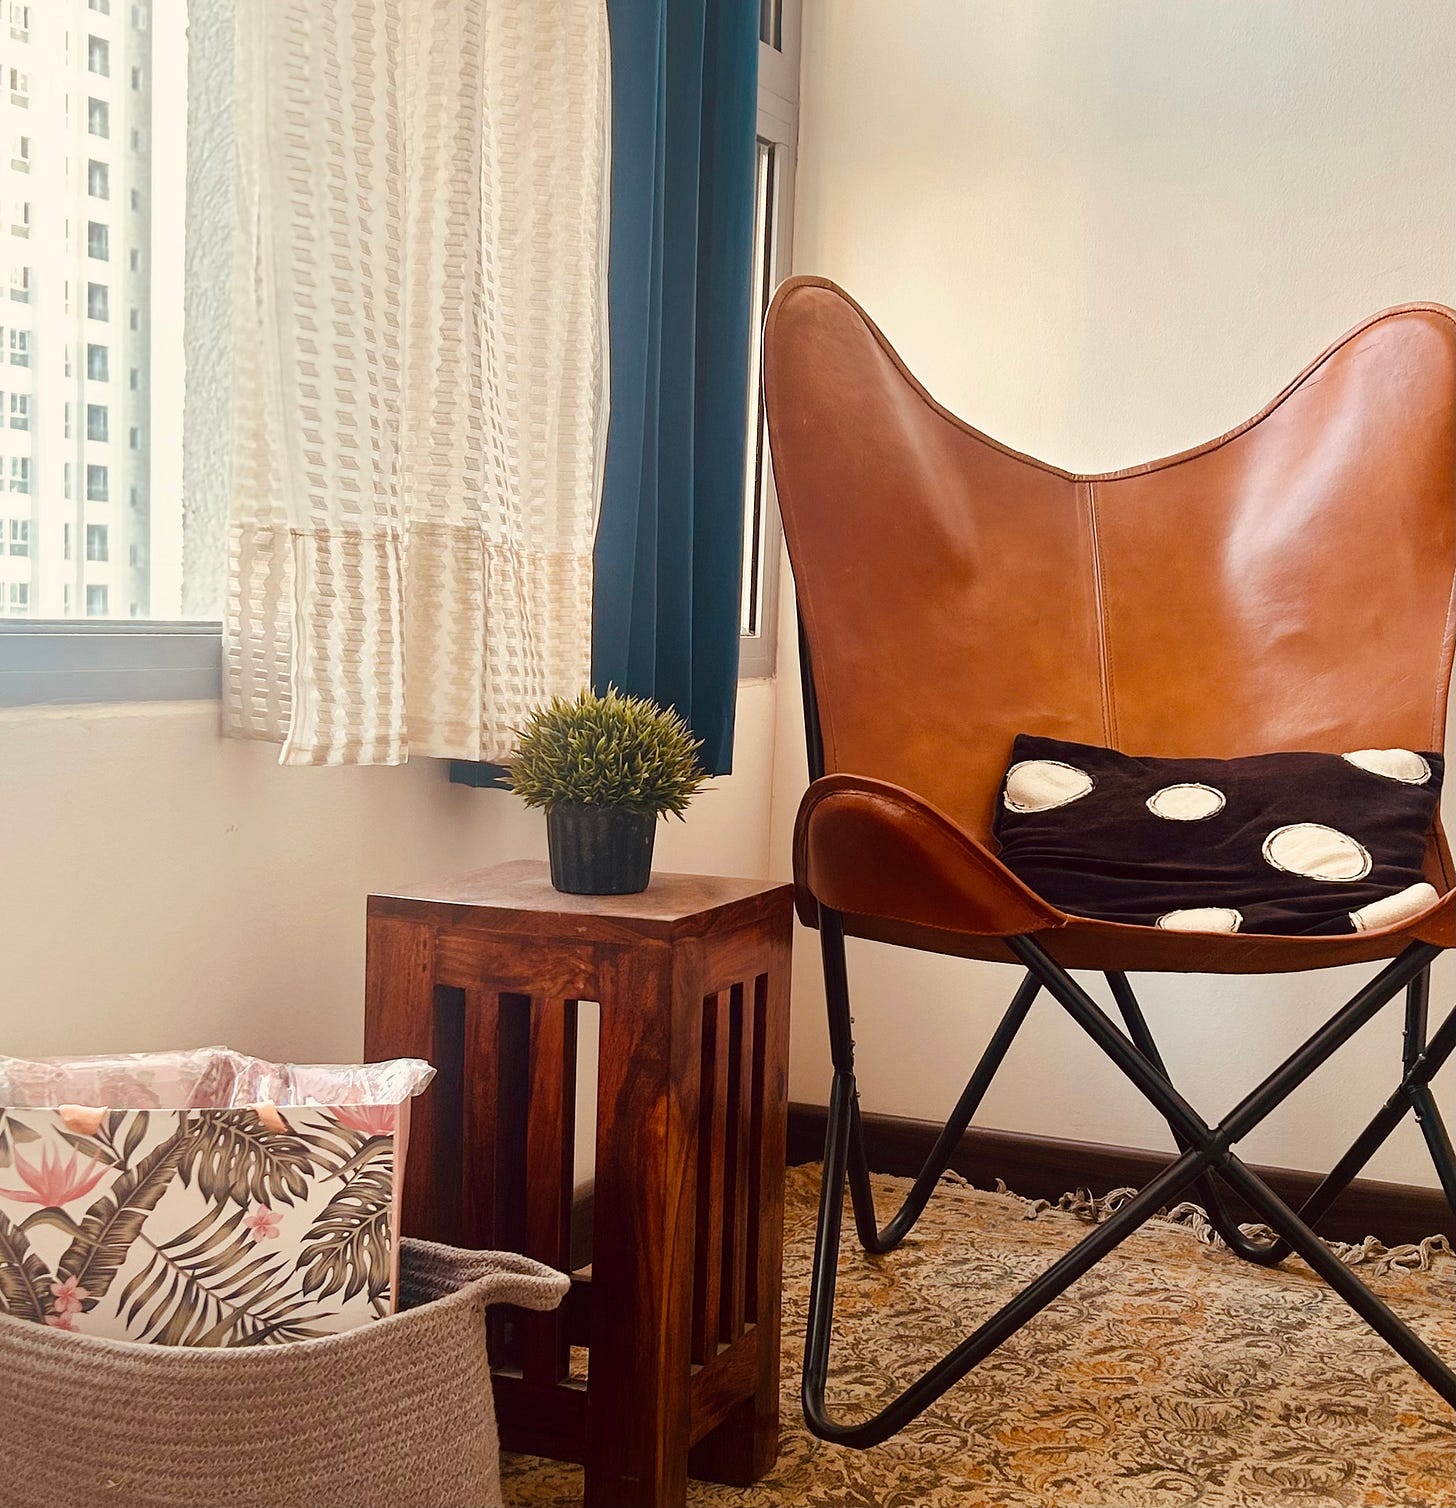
<box><xmin>0</xmin><ymin>681</ymin><xmax>778</xmax><ymax>1064</ymax></box>
<box><xmin>778</xmin><ymin>0</ymin><xmax>1456</xmax><ymax>1185</ymax></box>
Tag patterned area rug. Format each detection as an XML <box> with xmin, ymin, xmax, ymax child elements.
<box><xmin>502</xmin><ymin>1164</ymin><xmax>1455</xmax><ymax>1508</ymax></box>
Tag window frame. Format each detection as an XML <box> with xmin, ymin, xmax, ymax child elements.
<box><xmin>737</xmin><ymin>0</ymin><xmax>799</xmax><ymax>682</ymax></box>
<box><xmin>0</xmin><ymin>619</ymin><xmax>221</xmax><ymax>705</ymax></box>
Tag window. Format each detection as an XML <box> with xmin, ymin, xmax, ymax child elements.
<box><xmin>11</xmin><ymin>4</ymin><xmax>29</xmax><ymax>42</ymax></box>
<box><xmin>3</xmin><ymin>1</ymin><xmax>218</xmax><ymax>698</ymax></box>
<box><xmin>8</xmin><ymin>392</ymin><xmax>27</xmax><ymax>429</ymax></box>
<box><xmin>9</xmin><ymin>582</ymin><xmax>30</xmax><ymax>614</ymax></box>
<box><xmin>12</xmin><ymin>135</ymin><xmax>29</xmax><ymax>170</ymax></box>
<box><xmin>12</xmin><ymin>199</ymin><xmax>29</xmax><ymax>235</ymax></box>
<box><xmin>9</xmin><ymin>518</ymin><xmax>29</xmax><ymax>556</ymax></box>
<box><xmin>9</xmin><ymin>265</ymin><xmax>27</xmax><ymax>302</ymax></box>
<box><xmin>737</xmin><ymin>0</ymin><xmax>799</xmax><ymax>678</ymax></box>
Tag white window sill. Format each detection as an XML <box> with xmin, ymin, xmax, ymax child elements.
<box><xmin>0</xmin><ymin>620</ymin><xmax>222</xmax><ymax>706</ymax></box>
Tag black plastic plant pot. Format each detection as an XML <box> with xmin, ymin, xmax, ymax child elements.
<box><xmin>546</xmin><ymin>804</ymin><xmax>657</xmax><ymax>895</ymax></box>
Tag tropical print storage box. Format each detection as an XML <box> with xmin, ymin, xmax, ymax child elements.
<box><xmin>0</xmin><ymin>1047</ymin><xmax>433</xmax><ymax>1346</ymax></box>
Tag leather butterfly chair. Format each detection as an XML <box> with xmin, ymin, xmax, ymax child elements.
<box><xmin>762</xmin><ymin>275</ymin><xmax>1456</xmax><ymax>1447</ymax></box>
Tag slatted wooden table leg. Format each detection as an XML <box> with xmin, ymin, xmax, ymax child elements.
<box><xmin>364</xmin><ymin>862</ymin><xmax>794</xmax><ymax>1508</ymax></box>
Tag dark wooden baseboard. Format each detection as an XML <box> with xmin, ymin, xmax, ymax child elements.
<box><xmin>787</xmin><ymin>1102</ymin><xmax>1454</xmax><ymax>1249</ymax></box>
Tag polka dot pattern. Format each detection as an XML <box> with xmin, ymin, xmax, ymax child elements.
<box><xmin>1003</xmin><ymin>760</ymin><xmax>1094</xmax><ymax>814</ymax></box>
<box><xmin>1262</xmin><ymin>823</ymin><xmax>1372</xmax><ymax>883</ymax></box>
<box><xmin>1341</xmin><ymin>748</ymin><xmax>1432</xmax><ymax>785</ymax></box>
<box><xmin>992</xmin><ymin>734</ymin><xmax>1443</xmax><ymax>939</ymax></box>
<box><xmin>1146</xmin><ymin>783</ymin><xmax>1225</xmax><ymax>822</ymax></box>
<box><xmin>1156</xmin><ymin>907</ymin><xmax>1243</xmax><ymax>933</ymax></box>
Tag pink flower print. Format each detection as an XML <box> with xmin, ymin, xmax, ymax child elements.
<box><xmin>244</xmin><ymin>1203</ymin><xmax>282</xmax><ymax>1240</ymax></box>
<box><xmin>44</xmin><ymin>1312</ymin><xmax>77</xmax><ymax>1332</ymax></box>
<box><xmin>331</xmin><ymin>1103</ymin><xmax>396</xmax><ymax>1138</ymax></box>
<box><xmin>0</xmin><ymin>1145</ymin><xmax>109</xmax><ymax>1207</ymax></box>
<box><xmin>49</xmin><ymin>1276</ymin><xmax>90</xmax><ymax>1316</ymax></box>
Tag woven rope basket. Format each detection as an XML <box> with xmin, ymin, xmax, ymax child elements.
<box><xmin>0</xmin><ymin>1238</ymin><xmax>568</xmax><ymax>1508</ymax></box>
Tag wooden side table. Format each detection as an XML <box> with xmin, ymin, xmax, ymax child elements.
<box><xmin>363</xmin><ymin>860</ymin><xmax>793</xmax><ymax>1508</ymax></box>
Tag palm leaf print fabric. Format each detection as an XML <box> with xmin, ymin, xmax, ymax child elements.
<box><xmin>0</xmin><ymin>1105</ymin><xmax>398</xmax><ymax>1345</ymax></box>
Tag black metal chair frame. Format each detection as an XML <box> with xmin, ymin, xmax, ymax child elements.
<box><xmin>797</xmin><ymin>634</ymin><xmax>1456</xmax><ymax>1449</ymax></box>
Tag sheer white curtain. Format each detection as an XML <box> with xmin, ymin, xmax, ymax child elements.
<box><xmin>185</xmin><ymin>0</ymin><xmax>609</xmax><ymax>765</ymax></box>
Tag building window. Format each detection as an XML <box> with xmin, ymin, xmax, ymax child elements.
<box><xmin>9</xmin><ymin>456</ymin><xmax>30</xmax><ymax>492</ymax></box>
<box><xmin>64</xmin><ymin>522</ymin><xmax>72</xmax><ymax>559</ymax></box>
<box><xmin>131</xmin><ymin>65</ymin><xmax>141</xmax><ymax>89</ymax></box>
<box><xmin>88</xmin><ymin>160</ymin><xmax>110</xmax><ymax>200</ymax></box>
<box><xmin>86</xmin><ymin>523</ymin><xmax>109</xmax><ymax>562</ymax></box>
<box><xmin>9</xmin><ymin>329</ymin><xmax>29</xmax><ymax>366</ymax></box>
<box><xmin>86</xmin><ymin>403</ymin><xmax>109</xmax><ymax>441</ymax></box>
<box><xmin>129</xmin><ymin>248</ymin><xmax>139</xmax><ymax>271</ymax></box>
<box><xmin>128</xmin><ymin>306</ymin><xmax>139</xmax><ymax>330</ymax></box>
<box><xmin>129</xmin><ymin>425</ymin><xmax>140</xmax><ymax>450</ymax></box>
<box><xmin>10</xmin><ymin>4</ymin><xmax>29</xmax><ymax>42</ymax></box>
<box><xmin>86</xmin><ymin>463</ymin><xmax>108</xmax><ymax>501</ymax></box>
<box><xmin>12</xmin><ymin>200</ymin><xmax>30</xmax><ymax>235</ymax></box>
<box><xmin>88</xmin><ymin>221</ymin><xmax>109</xmax><ymax>260</ymax></box>
<box><xmin>130</xmin><ymin>187</ymin><xmax>141</xmax><ymax>211</ymax></box>
<box><xmin>86</xmin><ymin>584</ymin><xmax>108</xmax><ymax>616</ymax></box>
<box><xmin>9</xmin><ymin>581</ymin><xmax>29</xmax><ymax>614</ymax></box>
<box><xmin>88</xmin><ymin>36</ymin><xmax>111</xmax><ymax>77</ymax></box>
<box><xmin>64</xmin><ymin>462</ymin><xmax>72</xmax><ymax>499</ymax></box>
<box><xmin>8</xmin><ymin>392</ymin><xmax>27</xmax><ymax>429</ymax></box>
<box><xmin>9</xmin><ymin>518</ymin><xmax>29</xmax><ymax>556</ymax></box>
<box><xmin>9</xmin><ymin>68</ymin><xmax>28</xmax><ymax>105</ymax></box>
<box><xmin>131</xmin><ymin>128</ymin><xmax>144</xmax><ymax>151</ymax></box>
<box><xmin>12</xmin><ymin>135</ymin><xmax>29</xmax><ymax>170</ymax></box>
<box><xmin>9</xmin><ymin>265</ymin><xmax>28</xmax><ymax>302</ymax></box>
<box><xmin>129</xmin><ymin>541</ymin><xmax>146</xmax><ymax>567</ymax></box>
<box><xmin>133</xmin><ymin>2</ymin><xmax>148</xmax><ymax>29</ymax></box>
<box><xmin>87</xmin><ymin>343</ymin><xmax>108</xmax><ymax>381</ymax></box>
<box><xmin>90</xmin><ymin>0</ymin><xmax>111</xmax><ymax>12</ymax></box>
<box><xmin>88</xmin><ymin>98</ymin><xmax>110</xmax><ymax>138</ymax></box>
<box><xmin>87</xmin><ymin>282</ymin><xmax>109</xmax><ymax>321</ymax></box>
<box><xmin>129</xmin><ymin>367</ymin><xmax>139</xmax><ymax>390</ymax></box>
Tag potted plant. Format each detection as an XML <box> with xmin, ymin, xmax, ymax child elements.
<box><xmin>507</xmin><ymin>687</ymin><xmax>708</xmax><ymax>896</ymax></box>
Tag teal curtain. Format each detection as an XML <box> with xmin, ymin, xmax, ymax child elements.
<box><xmin>589</xmin><ymin>0</ymin><xmax>759</xmax><ymax>777</ymax></box>
<box><xmin>453</xmin><ymin>0</ymin><xmax>758</xmax><ymax>788</ymax></box>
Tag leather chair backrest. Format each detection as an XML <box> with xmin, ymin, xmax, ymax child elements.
<box><xmin>764</xmin><ymin>277</ymin><xmax>1456</xmax><ymax>844</ymax></box>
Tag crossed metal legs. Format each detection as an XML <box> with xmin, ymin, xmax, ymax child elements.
<box><xmin>803</xmin><ymin>912</ymin><xmax>1456</xmax><ymax>1448</ymax></box>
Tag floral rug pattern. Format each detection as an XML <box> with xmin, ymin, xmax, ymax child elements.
<box><xmin>503</xmin><ymin>1164</ymin><xmax>1455</xmax><ymax>1508</ymax></box>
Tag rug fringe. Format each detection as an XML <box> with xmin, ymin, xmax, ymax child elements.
<box><xmin>980</xmin><ymin>1176</ymin><xmax>1453</xmax><ymax>1276</ymax></box>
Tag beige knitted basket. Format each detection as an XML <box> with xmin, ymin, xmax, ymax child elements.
<box><xmin>0</xmin><ymin>1238</ymin><xmax>568</xmax><ymax>1508</ymax></box>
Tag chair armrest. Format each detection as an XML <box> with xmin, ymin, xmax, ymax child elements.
<box><xmin>793</xmin><ymin>774</ymin><xmax>1064</xmax><ymax>938</ymax></box>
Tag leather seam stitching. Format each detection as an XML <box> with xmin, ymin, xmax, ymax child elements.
<box><xmin>1085</xmin><ymin>480</ymin><xmax>1118</xmax><ymax>747</ymax></box>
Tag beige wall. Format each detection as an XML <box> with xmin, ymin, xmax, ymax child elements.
<box><xmin>0</xmin><ymin>682</ymin><xmax>778</xmax><ymax>1065</ymax></box>
<box><xmin>778</xmin><ymin>0</ymin><xmax>1456</xmax><ymax>1184</ymax></box>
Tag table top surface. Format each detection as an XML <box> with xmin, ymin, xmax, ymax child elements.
<box><xmin>370</xmin><ymin>859</ymin><xmax>793</xmax><ymax>929</ymax></box>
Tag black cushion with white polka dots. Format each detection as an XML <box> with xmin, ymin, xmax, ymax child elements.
<box><xmin>992</xmin><ymin>734</ymin><xmax>1443</xmax><ymax>936</ymax></box>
